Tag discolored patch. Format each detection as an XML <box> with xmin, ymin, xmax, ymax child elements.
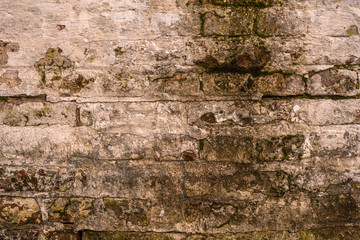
<box><xmin>0</xmin><ymin>70</ymin><xmax>22</xmax><ymax>87</ymax></box>
<box><xmin>34</xmin><ymin>48</ymin><xmax>93</xmax><ymax>95</ymax></box>
<box><xmin>0</xmin><ymin>41</ymin><xmax>19</xmax><ymax>66</ymax></box>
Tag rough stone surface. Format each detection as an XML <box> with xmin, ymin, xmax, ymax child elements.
<box><xmin>1</xmin><ymin>0</ymin><xmax>360</xmax><ymax>238</ymax></box>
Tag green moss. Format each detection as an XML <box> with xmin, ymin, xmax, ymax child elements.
<box><xmin>199</xmin><ymin>12</ymin><xmax>208</xmax><ymax>36</ymax></box>
<box><xmin>269</xmin><ymin>185</ymin><xmax>286</xmax><ymax>197</ymax></box>
<box><xmin>253</xmin><ymin>11</ymin><xmax>272</xmax><ymax>38</ymax></box>
<box><xmin>127</xmin><ymin>211</ymin><xmax>150</xmax><ymax>226</ymax></box>
<box><xmin>52</xmin><ymin>76</ymin><xmax>62</xmax><ymax>81</ymax></box>
<box><xmin>210</xmin><ymin>0</ymin><xmax>273</xmax><ymax>8</ymax></box>
<box><xmin>287</xmin><ymin>173</ymin><xmax>297</xmax><ymax>191</ymax></box>
<box><xmin>298</xmin><ymin>227</ymin><xmax>360</xmax><ymax>240</ymax></box>
<box><xmin>45</xmin><ymin>48</ymin><xmax>56</xmax><ymax>58</ymax></box>
<box><xmin>346</xmin><ymin>25</ymin><xmax>359</xmax><ymax>36</ymax></box>
<box><xmin>334</xmin><ymin>64</ymin><xmax>359</xmax><ymax>70</ymax></box>
<box><xmin>25</xmin><ymin>218</ymin><xmax>35</xmax><ymax>224</ymax></box>
<box><xmin>199</xmin><ymin>139</ymin><xmax>205</xmax><ymax>157</ymax></box>
<box><xmin>39</xmin><ymin>71</ymin><xmax>46</xmax><ymax>84</ymax></box>
<box><xmin>152</xmin><ymin>75</ymin><xmax>175</xmax><ymax>82</ymax></box>
<box><xmin>0</xmin><ymin>97</ymin><xmax>8</xmax><ymax>102</ymax></box>
<box><xmin>199</xmin><ymin>80</ymin><xmax>204</xmax><ymax>91</ymax></box>
<box><xmin>88</xmin><ymin>57</ymin><xmax>95</xmax><ymax>63</ymax></box>
<box><xmin>303</xmin><ymin>76</ymin><xmax>308</xmax><ymax>88</ymax></box>
<box><xmin>114</xmin><ymin>47</ymin><xmax>124</xmax><ymax>57</ymax></box>
<box><xmin>52</xmin><ymin>200</ymin><xmax>71</xmax><ymax>218</ymax></box>
<box><xmin>194</xmin><ymin>46</ymin><xmax>291</xmax><ymax>78</ymax></box>
<box><xmin>206</xmin><ymin>63</ymin><xmax>266</xmax><ymax>76</ymax></box>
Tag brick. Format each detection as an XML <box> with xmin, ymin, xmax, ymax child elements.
<box><xmin>0</xmin><ymin>102</ymin><xmax>76</xmax><ymax>127</ymax></box>
<box><xmin>297</xmin><ymin>227</ymin><xmax>360</xmax><ymax>240</ymax></box>
<box><xmin>48</xmin><ymin>198</ymin><xmax>94</xmax><ymax>223</ymax></box>
<box><xmin>255</xmin><ymin>8</ymin><xmax>307</xmax><ymax>37</ymax></box>
<box><xmin>104</xmin><ymin>198</ymin><xmax>150</xmax><ymax>226</ymax></box>
<box><xmin>202</xmin><ymin>134</ymin><xmax>304</xmax><ymax>162</ymax></box>
<box><xmin>307</xmin><ymin>68</ymin><xmax>359</xmax><ymax>96</ymax></box>
<box><xmin>183</xmin><ymin>162</ymin><xmax>300</xmax><ymax>199</ymax></box>
<box><xmin>96</xmin><ymin>161</ymin><xmax>184</xmax><ymax>199</ymax></box>
<box><xmin>202</xmin><ymin>9</ymin><xmax>255</xmax><ymax>37</ymax></box>
<box><xmin>0</xmin><ymin>197</ymin><xmax>42</xmax><ymax>225</ymax></box>
<box><xmin>47</xmin><ymin>231</ymin><xmax>81</xmax><ymax>240</ymax></box>
<box><xmin>0</xmin><ymin>167</ymin><xmax>76</xmax><ymax>192</ymax></box>
<box><xmin>0</xmin><ymin>230</ymin><xmax>40</xmax><ymax>240</ymax></box>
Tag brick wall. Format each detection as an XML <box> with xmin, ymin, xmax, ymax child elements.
<box><xmin>1</xmin><ymin>0</ymin><xmax>360</xmax><ymax>239</ymax></box>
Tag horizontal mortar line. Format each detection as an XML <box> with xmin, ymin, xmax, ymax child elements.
<box><xmin>0</xmin><ymin>193</ymin><xmax>268</xmax><ymax>202</ymax></box>
<box><xmin>78</xmin><ymin>225</ymin><xmax>360</xmax><ymax>235</ymax></box>
<box><xmin>0</xmin><ymin>164</ymin><xmax>73</xmax><ymax>168</ymax></box>
<box><xmin>0</xmin><ymin>157</ymin><xmax>351</xmax><ymax>167</ymax></box>
<box><xmin>0</xmin><ymin>64</ymin><xmax>348</xmax><ymax>71</ymax></box>
<box><xmin>3</xmin><ymin>36</ymin><xmax>194</xmax><ymax>44</ymax></box>
<box><xmin>47</xmin><ymin>97</ymin><xmax>262</xmax><ymax>103</ymax></box>
<box><xmin>1</xmin><ymin>122</ymin><xmax>360</xmax><ymax>129</ymax></box>
<box><xmin>14</xmin><ymin>93</ymin><xmax>360</xmax><ymax>103</ymax></box>
<box><xmin>0</xmin><ymin>66</ymin><xmax>347</xmax><ymax>72</ymax></box>
<box><xmin>2</xmin><ymin>122</ymin><xmax>360</xmax><ymax>130</ymax></box>
<box><xmin>47</xmin><ymin>96</ymin><xmax>360</xmax><ymax>103</ymax></box>
<box><xmin>262</xmin><ymin>94</ymin><xmax>360</xmax><ymax>100</ymax></box>
<box><xmin>0</xmin><ymin>192</ymin><xmax>105</xmax><ymax>197</ymax></box>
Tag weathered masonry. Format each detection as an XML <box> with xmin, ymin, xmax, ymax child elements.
<box><xmin>1</xmin><ymin>0</ymin><xmax>360</xmax><ymax>239</ymax></box>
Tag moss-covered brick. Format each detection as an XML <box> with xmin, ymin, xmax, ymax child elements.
<box><xmin>203</xmin><ymin>134</ymin><xmax>304</xmax><ymax>162</ymax></box>
<box><xmin>0</xmin><ymin>197</ymin><xmax>42</xmax><ymax>225</ymax></box>
<box><xmin>201</xmin><ymin>9</ymin><xmax>255</xmax><ymax>37</ymax></box>
<box><xmin>48</xmin><ymin>198</ymin><xmax>94</xmax><ymax>223</ymax></box>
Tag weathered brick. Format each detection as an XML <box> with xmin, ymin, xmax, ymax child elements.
<box><xmin>47</xmin><ymin>231</ymin><xmax>81</xmax><ymax>240</ymax></box>
<box><xmin>0</xmin><ymin>102</ymin><xmax>76</xmax><ymax>127</ymax></box>
<box><xmin>48</xmin><ymin>198</ymin><xmax>94</xmax><ymax>223</ymax></box>
<box><xmin>311</xmin><ymin>194</ymin><xmax>360</xmax><ymax>223</ymax></box>
<box><xmin>307</xmin><ymin>68</ymin><xmax>359</xmax><ymax>96</ymax></box>
<box><xmin>0</xmin><ymin>230</ymin><xmax>40</xmax><ymax>240</ymax></box>
<box><xmin>200</xmin><ymin>72</ymin><xmax>304</xmax><ymax>97</ymax></box>
<box><xmin>202</xmin><ymin>134</ymin><xmax>304</xmax><ymax>162</ymax></box>
<box><xmin>0</xmin><ymin>167</ymin><xmax>76</xmax><ymax>192</ymax></box>
<box><xmin>183</xmin><ymin>162</ymin><xmax>300</xmax><ymax>199</ymax></box>
<box><xmin>201</xmin><ymin>9</ymin><xmax>255</xmax><ymax>37</ymax></box>
<box><xmin>297</xmin><ymin>227</ymin><xmax>360</xmax><ymax>240</ymax></box>
<box><xmin>96</xmin><ymin>161</ymin><xmax>184</xmax><ymax>198</ymax></box>
<box><xmin>98</xmin><ymin>133</ymin><xmax>197</xmax><ymax>161</ymax></box>
<box><xmin>2</xmin><ymin>0</ymin><xmax>360</xmax><ymax>236</ymax></box>
<box><xmin>255</xmin><ymin>9</ymin><xmax>307</xmax><ymax>37</ymax></box>
<box><xmin>104</xmin><ymin>198</ymin><xmax>150</xmax><ymax>226</ymax></box>
<box><xmin>0</xmin><ymin>197</ymin><xmax>42</xmax><ymax>225</ymax></box>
